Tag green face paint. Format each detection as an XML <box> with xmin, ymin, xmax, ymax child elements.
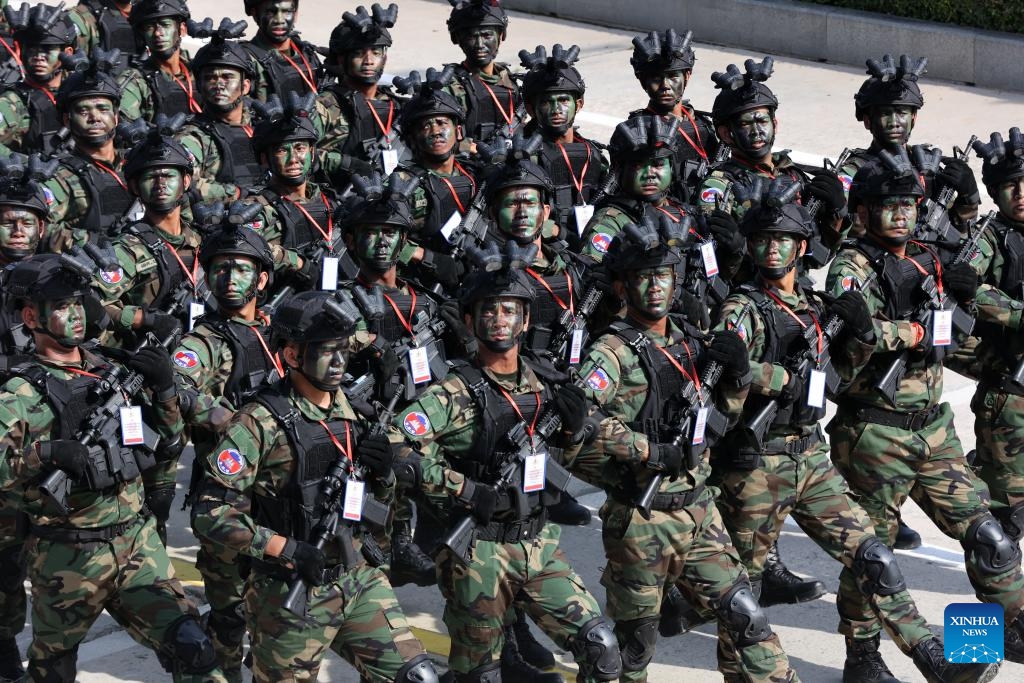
<box><xmin>473</xmin><ymin>297</ymin><xmax>525</xmax><ymax>352</ymax></box>
<box><xmin>868</xmin><ymin>105</ymin><xmax>915</xmax><ymax>150</ymax></box>
<box><xmin>270</xmin><ymin>140</ymin><xmax>313</xmax><ymax>185</ymax></box>
<box><xmin>69</xmin><ymin>97</ymin><xmax>117</xmax><ymax>145</ymax></box>
<box><xmin>345</xmin><ymin>46</ymin><xmax>387</xmax><ymax>85</ymax></box>
<box><xmin>23</xmin><ymin>43</ymin><xmax>62</xmax><ymax>83</ymax></box>
<box><xmin>996</xmin><ymin>178</ymin><xmax>1024</xmax><ymax>224</ymax></box>
<box><xmin>748</xmin><ymin>232</ymin><xmax>800</xmax><ymax>279</ymax></box>
<box><xmin>136</xmin><ymin>167</ymin><xmax>185</xmax><ymax>213</ymax></box>
<box><xmin>730</xmin><ymin>108</ymin><xmax>775</xmax><ymax>159</ymax></box>
<box><xmin>0</xmin><ymin>207</ymin><xmax>42</xmax><ymax>260</ymax></box>
<box><xmin>535</xmin><ymin>92</ymin><xmax>578</xmax><ymax>136</ymax></box>
<box><xmin>626</xmin><ymin>157</ymin><xmax>672</xmax><ymax>200</ymax></box>
<box><xmin>207</xmin><ymin>255</ymin><xmax>260</xmax><ymax>309</ymax></box>
<box><xmin>300</xmin><ymin>338</ymin><xmax>350</xmax><ymax>390</ymax></box>
<box><xmin>412</xmin><ymin>116</ymin><xmax>457</xmax><ymax>162</ymax></box>
<box><xmin>141</xmin><ymin>18</ymin><xmax>181</xmax><ymax>59</ymax></box>
<box><xmin>495</xmin><ymin>187</ymin><xmax>545</xmax><ymax>244</ymax></box>
<box><xmin>41</xmin><ymin>296</ymin><xmax>86</xmax><ymax>346</ymax></box>
<box><xmin>201</xmin><ymin>67</ymin><xmax>246</xmax><ymax>112</ymax></box>
<box><xmin>355</xmin><ymin>223</ymin><xmax>403</xmax><ymax>272</ymax></box>
<box><xmin>625</xmin><ymin>266</ymin><xmax>674</xmax><ymax>320</ymax></box>
<box><xmin>256</xmin><ymin>0</ymin><xmax>296</xmax><ymax>45</ymax></box>
<box><xmin>868</xmin><ymin>196</ymin><xmax>917</xmax><ymax>246</ymax></box>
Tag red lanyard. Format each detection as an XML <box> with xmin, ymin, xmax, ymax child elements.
<box><xmin>676</xmin><ymin>108</ymin><xmax>708</xmax><ymax>161</ymax></box>
<box><xmin>476</xmin><ymin>77</ymin><xmax>515</xmax><ymax>127</ymax></box>
<box><xmin>556</xmin><ymin>140</ymin><xmax>592</xmax><ymax>196</ymax></box>
<box><xmin>437</xmin><ymin>165</ymin><xmax>477</xmax><ymax>215</ymax></box>
<box><xmin>763</xmin><ymin>289</ymin><xmax>825</xmax><ymax>363</ymax></box>
<box><xmin>280</xmin><ymin>40</ymin><xmax>318</xmax><ymax>94</ymax></box>
<box><xmin>284</xmin><ymin>194</ymin><xmax>333</xmax><ymax>245</ymax></box>
<box><xmin>497</xmin><ymin>386</ymin><xmax>541</xmax><ymax>437</ymax></box>
<box><xmin>655</xmin><ymin>340</ymin><xmax>703</xmax><ymax>401</ymax></box>
<box><xmin>172</xmin><ymin>63</ymin><xmax>202</xmax><ymax>114</ymax></box>
<box><xmin>23</xmin><ymin>80</ymin><xmax>55</xmax><ymax>106</ymax></box>
<box><xmin>382</xmin><ymin>288</ymin><xmax>417</xmax><ymax>336</ymax></box>
<box><xmin>365</xmin><ymin>98</ymin><xmax>394</xmax><ymax>139</ymax></box>
<box><xmin>0</xmin><ymin>36</ymin><xmax>22</xmax><ymax>74</ymax></box>
<box><xmin>64</xmin><ymin>367</ymin><xmax>102</xmax><ymax>379</ymax></box>
<box><xmin>526</xmin><ymin>268</ymin><xmax>573</xmax><ymax>314</ymax></box>
<box><xmin>907</xmin><ymin>241</ymin><xmax>944</xmax><ymax>297</ymax></box>
<box><xmin>318</xmin><ymin>420</ymin><xmax>352</xmax><ymax>465</ymax></box>
<box><xmin>91</xmin><ymin>159</ymin><xmax>128</xmax><ymax>191</ymax></box>
<box><xmin>733</xmin><ymin>155</ymin><xmax>776</xmax><ymax>179</ymax></box>
<box><xmin>250</xmin><ymin>325</ymin><xmax>284</xmax><ymax>377</ymax></box>
<box><xmin>161</xmin><ymin>238</ymin><xmax>199</xmax><ymax>289</ymax></box>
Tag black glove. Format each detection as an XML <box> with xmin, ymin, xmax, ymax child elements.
<box><xmin>647</xmin><ymin>442</ymin><xmax>684</xmax><ymax>478</ymax></box>
<box><xmin>674</xmin><ymin>290</ymin><xmax>710</xmax><ymax>330</ymax></box>
<box><xmin>830</xmin><ymin>290</ymin><xmax>874</xmax><ymax>341</ymax></box>
<box><xmin>340</xmin><ymin>154</ymin><xmax>374</xmax><ymax>177</ymax></box>
<box><xmin>369</xmin><ymin>339</ymin><xmax>402</xmax><ymax>386</ymax></box>
<box><xmin>295</xmin><ymin>255</ymin><xmax>320</xmax><ymax>286</ymax></box>
<box><xmin>805</xmin><ymin>172</ymin><xmax>847</xmax><ymax>217</ymax></box>
<box><xmin>140</xmin><ymin>311</ymin><xmax>180</xmax><ymax>342</ymax></box>
<box><xmin>554</xmin><ymin>384</ymin><xmax>587</xmax><ymax>436</ymax></box>
<box><xmin>357</xmin><ymin>433</ymin><xmax>395</xmax><ymax>479</ymax></box>
<box><xmin>706</xmin><ymin>330</ymin><xmax>750</xmax><ymax>381</ymax></box>
<box><xmin>705</xmin><ymin>210</ymin><xmax>744</xmax><ymax>259</ymax></box>
<box><xmin>779</xmin><ymin>370</ymin><xmax>805</xmax><ymax>404</ymax></box>
<box><xmin>128</xmin><ymin>346</ymin><xmax>176</xmax><ymax>394</ymax></box>
<box><xmin>421</xmin><ymin>251</ymin><xmax>465</xmax><ymax>291</ymax></box>
<box><xmin>279</xmin><ymin>538</ymin><xmax>326</xmax><ymax>586</ymax></box>
<box><xmin>38</xmin><ymin>440</ymin><xmax>90</xmax><ymax>479</ymax></box>
<box><xmin>938</xmin><ymin>157</ymin><xmax>980</xmax><ymax>204</ymax></box>
<box><xmin>943</xmin><ymin>262</ymin><xmax>980</xmax><ymax>303</ymax></box>
<box><xmin>437</xmin><ymin>299</ymin><xmax>477</xmax><ymax>356</ymax></box>
<box><xmin>460</xmin><ymin>479</ymin><xmax>497</xmax><ymax>525</ymax></box>
<box><xmin>585</xmin><ymin>262</ymin><xmax>616</xmax><ymax>295</ymax></box>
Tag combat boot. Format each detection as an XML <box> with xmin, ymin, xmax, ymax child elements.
<box><xmin>658</xmin><ymin>583</ymin><xmax>710</xmax><ymax>637</ymax></box>
<box><xmin>500</xmin><ymin>622</ymin><xmax>563</xmax><ymax>683</ymax></box>
<box><xmin>389</xmin><ymin>521</ymin><xmax>437</xmax><ymax>587</ymax></box>
<box><xmin>911</xmin><ymin>636</ymin><xmax>1000</xmax><ymax>683</ymax></box>
<box><xmin>512</xmin><ymin>608</ymin><xmax>556</xmax><ymax>669</ymax></box>
<box><xmin>1004</xmin><ymin>612</ymin><xmax>1024</xmax><ymax>663</ymax></box>
<box><xmin>842</xmin><ymin>635</ymin><xmax>898</xmax><ymax>683</ymax></box>
<box><xmin>894</xmin><ymin>518</ymin><xmax>923</xmax><ymax>550</ymax></box>
<box><xmin>546</xmin><ymin>492</ymin><xmax>592</xmax><ymax>526</ymax></box>
<box><xmin>0</xmin><ymin>636</ymin><xmax>24</xmax><ymax>682</ymax></box>
<box><xmin>759</xmin><ymin>542</ymin><xmax>827</xmax><ymax>606</ymax></box>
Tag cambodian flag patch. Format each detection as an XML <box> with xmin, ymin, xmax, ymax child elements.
<box><xmin>216</xmin><ymin>449</ymin><xmax>244</xmax><ymax>476</ymax></box>
<box><xmin>403</xmin><ymin>411</ymin><xmax>431</xmax><ymax>436</ymax></box>
<box><xmin>586</xmin><ymin>367</ymin><xmax>610</xmax><ymax>391</ymax></box>
<box><xmin>42</xmin><ymin>187</ymin><xmax>55</xmax><ymax>206</ymax></box>
<box><xmin>590</xmin><ymin>232</ymin><xmax>612</xmax><ymax>253</ymax></box>
<box><xmin>700</xmin><ymin>187</ymin><xmax>723</xmax><ymax>204</ymax></box>
<box><xmin>173</xmin><ymin>350</ymin><xmax>199</xmax><ymax>368</ymax></box>
<box><xmin>839</xmin><ymin>174</ymin><xmax>854</xmax><ymax>193</ymax></box>
<box><xmin>100</xmin><ymin>268</ymin><xmax>124</xmax><ymax>284</ymax></box>
<box><xmin>245</xmin><ymin>219</ymin><xmax>263</xmax><ymax>231</ymax></box>
<box><xmin>840</xmin><ymin>275</ymin><xmax>860</xmax><ymax>292</ymax></box>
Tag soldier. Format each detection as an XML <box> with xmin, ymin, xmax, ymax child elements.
<box><xmin>241</xmin><ymin>0</ymin><xmax>323</xmax><ymax>102</ymax></box>
<box><xmin>44</xmin><ymin>49</ymin><xmax>135</xmax><ymax>248</ymax></box>
<box><xmin>519</xmin><ymin>43</ymin><xmax>608</xmax><ymax>248</ymax></box>
<box><xmin>629</xmin><ymin>29</ymin><xmax>720</xmax><ymax>203</ymax></box>
<box><xmin>0</xmin><ymin>254</ymin><xmax>224</xmax><ymax>681</ymax></box>
<box><xmin>174</xmin><ymin>220</ymin><xmax>281</xmax><ymax>683</ymax></box>
<box><xmin>117</xmin><ymin>0</ymin><xmax>202</xmax><ymax>123</ymax></box>
<box><xmin>67</xmin><ymin>0</ymin><xmax>137</xmax><ymax>73</ymax></box>
<box><xmin>177</xmin><ymin>20</ymin><xmax>264</xmax><ymax>205</ymax></box>
<box><xmin>826</xmin><ymin>159</ymin><xmax>1024</xmax><ymax>669</ymax></box>
<box><xmin>0</xmin><ymin>2</ymin><xmax>77</xmax><ymax>156</ymax></box>
<box><xmin>713</xmin><ymin>197</ymin><xmax>997</xmax><ymax>683</ymax></box>
<box><xmin>0</xmin><ymin>0</ymin><xmax>22</xmax><ymax>87</ymax></box>
<box><xmin>391</xmin><ymin>243</ymin><xmax>622</xmax><ymax>683</ymax></box>
<box><xmin>444</xmin><ymin>0</ymin><xmax>523</xmax><ymax>149</ymax></box>
<box><xmin>191</xmin><ymin>288</ymin><xmax>441</xmax><ymax>683</ymax></box>
<box><xmin>316</xmin><ymin>4</ymin><xmax>402</xmax><ymax>182</ymax></box>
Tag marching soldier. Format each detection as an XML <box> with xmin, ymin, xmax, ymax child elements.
<box><xmin>241</xmin><ymin>0</ymin><xmax>323</xmax><ymax>102</ymax></box>
<box><xmin>68</xmin><ymin>0</ymin><xmax>137</xmax><ymax>73</ymax></box>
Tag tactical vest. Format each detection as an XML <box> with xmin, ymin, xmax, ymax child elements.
<box><xmin>204</xmin><ymin>317</ymin><xmax>280</xmax><ymax>407</ymax></box>
<box><xmin>265</xmin><ymin>188</ymin><xmax>332</xmax><ymax>251</ymax></box>
<box><xmin>60</xmin><ymin>155</ymin><xmax>135</xmax><ymax>234</ymax></box>
<box><xmin>244</xmin><ymin>40</ymin><xmax>321</xmax><ymax>98</ymax></box>
<box><xmin>524</xmin><ymin>266</ymin><xmax>578</xmax><ymax>354</ymax></box>
<box><xmin>16</xmin><ymin>84</ymin><xmax>61</xmax><ymax>154</ymax></box>
<box><xmin>251</xmin><ymin>386</ymin><xmax>366</xmax><ymax>542</ymax></box>
<box><xmin>0</xmin><ymin>307</ymin><xmax>32</xmax><ymax>359</ymax></box>
<box><xmin>417</xmin><ymin>167</ymin><xmax>476</xmax><ymax>246</ymax></box>
<box><xmin>330</xmin><ymin>87</ymin><xmax>396</xmax><ymax>159</ymax></box>
<box><xmin>126</xmin><ymin>221</ymin><xmax>195</xmax><ymax>312</ymax></box>
<box><xmin>991</xmin><ymin>218</ymin><xmax>1024</xmax><ymax>300</ymax></box>
<box><xmin>537</xmin><ymin>138</ymin><xmax>603</xmax><ymax>232</ymax></box>
<box><xmin>852</xmin><ymin>240</ymin><xmax>935</xmax><ymax>320</ymax></box>
<box><xmin>82</xmin><ymin>0</ymin><xmax>136</xmax><ymax>73</ymax></box>
<box><xmin>454</xmin><ymin>66</ymin><xmax>520</xmax><ymax>143</ymax></box>
<box><xmin>375</xmin><ymin>287</ymin><xmax>437</xmax><ymax>344</ymax></box>
<box><xmin>140</xmin><ymin>64</ymin><xmax>191</xmax><ymax>119</ymax></box>
<box><xmin>193</xmin><ymin>117</ymin><xmax>263</xmax><ymax>189</ymax></box>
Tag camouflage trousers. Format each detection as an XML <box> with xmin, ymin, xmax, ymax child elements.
<box><xmin>196</xmin><ymin>538</ymin><xmax>247</xmax><ymax>683</ymax></box>
<box><xmin>0</xmin><ymin>492</ymin><xmax>25</xmax><ymax>640</ymax></box>
<box><xmin>435</xmin><ymin>521</ymin><xmax>604</xmax><ymax>678</ymax></box>
<box><xmin>715</xmin><ymin>438</ymin><xmax>934</xmax><ymax>671</ymax></box>
<box><xmin>246</xmin><ymin>562</ymin><xmax>426</xmax><ymax>682</ymax></box>
<box><xmin>24</xmin><ymin>514</ymin><xmax>225</xmax><ymax>682</ymax></box>
<box><xmin>973</xmin><ymin>387</ymin><xmax>1024</xmax><ymax>533</ymax></box>
<box><xmin>829</xmin><ymin>401</ymin><xmax>1024</xmax><ymax>639</ymax></box>
<box><xmin>600</xmin><ymin>488</ymin><xmax>797</xmax><ymax>683</ymax></box>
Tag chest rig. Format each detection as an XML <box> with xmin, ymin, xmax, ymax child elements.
<box><xmin>991</xmin><ymin>218</ymin><xmax>1024</xmax><ymax>300</ymax></box>
<box><xmin>537</xmin><ymin>138</ymin><xmax>603</xmax><ymax>231</ymax></box>
<box><xmin>206</xmin><ymin>317</ymin><xmax>279</xmax><ymax>407</ymax></box>
<box><xmin>416</xmin><ymin>167</ymin><xmax>475</xmax><ymax>245</ymax></box>
<box><xmin>16</xmin><ymin>84</ymin><xmax>61</xmax><ymax>155</ymax></box>
<box><xmin>524</xmin><ymin>265</ymin><xmax>578</xmax><ymax>354</ymax></box>
<box><xmin>264</xmin><ymin>188</ymin><xmax>332</xmax><ymax>251</ymax></box>
<box><xmin>60</xmin><ymin>156</ymin><xmax>134</xmax><ymax>234</ymax></box>
<box><xmin>331</xmin><ymin>88</ymin><xmax>397</xmax><ymax>159</ymax></box>
<box><xmin>126</xmin><ymin>222</ymin><xmax>197</xmax><ymax>312</ymax></box>
<box><xmin>245</xmin><ymin>40</ymin><xmax>321</xmax><ymax>98</ymax></box>
<box><xmin>854</xmin><ymin>240</ymin><xmax>935</xmax><ymax>320</ymax></box>
<box><xmin>141</xmin><ymin>64</ymin><xmax>191</xmax><ymax>118</ymax></box>
<box><xmin>194</xmin><ymin>118</ymin><xmax>263</xmax><ymax>189</ymax></box>
<box><xmin>454</xmin><ymin>66</ymin><xmax>520</xmax><ymax>144</ymax></box>
<box><xmin>83</xmin><ymin>0</ymin><xmax>136</xmax><ymax>73</ymax></box>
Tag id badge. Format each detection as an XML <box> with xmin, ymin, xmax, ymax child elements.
<box><xmin>692</xmin><ymin>406</ymin><xmax>709</xmax><ymax>446</ymax></box>
<box><xmin>188</xmin><ymin>302</ymin><xmax>205</xmax><ymax>331</ymax></box>
<box><xmin>523</xmin><ymin>452</ymin><xmax>546</xmax><ymax>493</ymax></box>
<box><xmin>573</xmin><ymin>204</ymin><xmax>595</xmax><ymax>236</ymax></box>
<box><xmin>342</xmin><ymin>480</ymin><xmax>365</xmax><ymax>521</ymax></box>
<box><xmin>440</xmin><ymin>212</ymin><xmax>461</xmax><ymax>242</ymax></box>
<box><xmin>120</xmin><ymin>406</ymin><xmax>145</xmax><ymax>446</ymax></box>
<box><xmin>381</xmin><ymin>148</ymin><xmax>399</xmax><ymax>175</ymax></box>
<box><xmin>569</xmin><ymin>329</ymin><xmax>584</xmax><ymax>366</ymax></box>
<box><xmin>932</xmin><ymin>309</ymin><xmax>953</xmax><ymax>347</ymax></box>
<box><xmin>409</xmin><ymin>346</ymin><xmax>431</xmax><ymax>384</ymax></box>
<box><xmin>807</xmin><ymin>369</ymin><xmax>827</xmax><ymax>408</ymax></box>
<box><xmin>700</xmin><ymin>241</ymin><xmax>720</xmax><ymax>277</ymax></box>
<box><xmin>321</xmin><ymin>256</ymin><xmax>339</xmax><ymax>291</ymax></box>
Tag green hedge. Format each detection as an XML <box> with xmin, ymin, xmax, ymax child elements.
<box><xmin>804</xmin><ymin>1</ymin><xmax>1024</xmax><ymax>35</ymax></box>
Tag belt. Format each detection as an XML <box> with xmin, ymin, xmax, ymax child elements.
<box><xmin>30</xmin><ymin>516</ymin><xmax>140</xmax><ymax>544</ymax></box>
<box><xmin>648</xmin><ymin>484</ymin><xmax>705</xmax><ymax>512</ymax></box>
<box><xmin>852</xmin><ymin>403</ymin><xmax>943</xmax><ymax>431</ymax></box>
<box><xmin>763</xmin><ymin>428</ymin><xmax>824</xmax><ymax>455</ymax></box>
<box><xmin>475</xmin><ymin>513</ymin><xmax>547</xmax><ymax>543</ymax></box>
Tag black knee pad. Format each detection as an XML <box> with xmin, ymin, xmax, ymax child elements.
<box><xmin>852</xmin><ymin>536</ymin><xmax>907</xmax><ymax>597</ymax></box>
<box><xmin>145</xmin><ymin>486</ymin><xmax>177</xmax><ymax>524</ymax></box>
<box><xmin>569</xmin><ymin>616</ymin><xmax>621</xmax><ymax>681</ymax></box>
<box><xmin>455</xmin><ymin>660</ymin><xmax>502</xmax><ymax>683</ymax></box>
<box><xmin>159</xmin><ymin>615</ymin><xmax>218</xmax><ymax>675</ymax></box>
<box><xmin>965</xmin><ymin>514</ymin><xmax>1023</xmax><ymax>576</ymax></box>
<box><xmin>995</xmin><ymin>502</ymin><xmax>1024</xmax><ymax>543</ymax></box>
<box><xmin>395</xmin><ymin>653</ymin><xmax>440</xmax><ymax>683</ymax></box>
<box><xmin>206</xmin><ymin>604</ymin><xmax>246</xmax><ymax>646</ymax></box>
<box><xmin>717</xmin><ymin>582</ymin><xmax>772</xmax><ymax>647</ymax></box>
<box><xmin>0</xmin><ymin>544</ymin><xmax>25</xmax><ymax>594</ymax></box>
<box><xmin>615</xmin><ymin>615</ymin><xmax>658</xmax><ymax>672</ymax></box>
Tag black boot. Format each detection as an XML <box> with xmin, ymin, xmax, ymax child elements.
<box><xmin>911</xmin><ymin>636</ymin><xmax>1000</xmax><ymax>683</ymax></box>
<box><xmin>390</xmin><ymin>521</ymin><xmax>437</xmax><ymax>587</ymax></box>
<box><xmin>658</xmin><ymin>583</ymin><xmax>710</xmax><ymax>637</ymax></box>
<box><xmin>0</xmin><ymin>636</ymin><xmax>24</xmax><ymax>682</ymax></box>
<box><xmin>842</xmin><ymin>635</ymin><xmax>898</xmax><ymax>683</ymax></box>
<box><xmin>500</xmin><ymin>621</ymin><xmax>563</xmax><ymax>683</ymax></box>
<box><xmin>546</xmin><ymin>493</ymin><xmax>592</xmax><ymax>526</ymax></box>
<box><xmin>1004</xmin><ymin>612</ymin><xmax>1024</xmax><ymax>664</ymax></box>
<box><xmin>759</xmin><ymin>542</ymin><xmax>826</xmax><ymax>607</ymax></box>
<box><xmin>512</xmin><ymin>607</ymin><xmax>556</xmax><ymax>669</ymax></box>
<box><xmin>894</xmin><ymin>517</ymin><xmax>923</xmax><ymax>550</ymax></box>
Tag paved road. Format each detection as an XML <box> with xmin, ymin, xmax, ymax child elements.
<box><xmin>26</xmin><ymin>0</ymin><xmax>1024</xmax><ymax>680</ymax></box>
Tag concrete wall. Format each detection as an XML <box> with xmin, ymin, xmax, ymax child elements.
<box><xmin>500</xmin><ymin>0</ymin><xmax>1024</xmax><ymax>92</ymax></box>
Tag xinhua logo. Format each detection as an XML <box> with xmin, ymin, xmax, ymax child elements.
<box><xmin>944</xmin><ymin>603</ymin><xmax>1004</xmax><ymax>663</ymax></box>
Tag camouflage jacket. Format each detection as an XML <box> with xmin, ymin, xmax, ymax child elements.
<box><xmin>42</xmin><ymin>150</ymin><xmax>131</xmax><ymax>251</ymax></box>
<box><xmin>242</xmin><ymin>33</ymin><xmax>324</xmax><ymax>103</ymax></box>
<box><xmin>116</xmin><ymin>52</ymin><xmax>201</xmax><ymax>123</ymax></box>
<box><xmin>177</xmin><ymin>106</ymin><xmax>261</xmax><ymax>204</ymax></box>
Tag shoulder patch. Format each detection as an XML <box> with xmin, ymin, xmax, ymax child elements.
<box><xmin>100</xmin><ymin>267</ymin><xmax>124</xmax><ymax>284</ymax></box>
<box><xmin>586</xmin><ymin>366</ymin><xmax>610</xmax><ymax>391</ymax></box>
<box><xmin>403</xmin><ymin>411</ymin><xmax>431</xmax><ymax>436</ymax></box>
<box><xmin>173</xmin><ymin>350</ymin><xmax>200</xmax><ymax>368</ymax></box>
<box><xmin>215</xmin><ymin>448</ymin><xmax>245</xmax><ymax>476</ymax></box>
<box><xmin>838</xmin><ymin>173</ymin><xmax>853</xmax><ymax>193</ymax></box>
<box><xmin>700</xmin><ymin>186</ymin><xmax>724</xmax><ymax>205</ymax></box>
<box><xmin>590</xmin><ymin>232</ymin><xmax>612</xmax><ymax>254</ymax></box>
<box><xmin>42</xmin><ymin>186</ymin><xmax>55</xmax><ymax>206</ymax></box>
<box><xmin>840</xmin><ymin>275</ymin><xmax>860</xmax><ymax>292</ymax></box>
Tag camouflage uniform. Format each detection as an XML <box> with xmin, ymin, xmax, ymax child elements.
<box><xmin>177</xmin><ymin>107</ymin><xmax>264</xmax><ymax>204</ymax></box>
<box><xmin>67</xmin><ymin>0</ymin><xmax>138</xmax><ymax>72</ymax></box>
<box><xmin>315</xmin><ymin>82</ymin><xmax>405</xmax><ymax>178</ymax></box>
<box><xmin>579</xmin><ymin>194</ymin><xmax>691</xmax><ymax>261</ymax></box>
<box><xmin>242</xmin><ymin>33</ymin><xmax>324</xmax><ymax>103</ymax></box>
<box><xmin>0</xmin><ymin>83</ymin><xmax>61</xmax><ymax>156</ymax></box>
<box><xmin>628</xmin><ymin>105</ymin><xmax>719</xmax><ymax>203</ymax></box>
<box><xmin>444</xmin><ymin>62</ymin><xmax>523</xmax><ymax>149</ymax></box>
<box><xmin>42</xmin><ymin>150</ymin><xmax>134</xmax><ymax>251</ymax></box>
<box><xmin>116</xmin><ymin>52</ymin><xmax>202</xmax><ymax>123</ymax></box>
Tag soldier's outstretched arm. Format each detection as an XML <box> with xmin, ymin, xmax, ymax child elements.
<box><xmin>826</xmin><ymin>251</ymin><xmax>916</xmax><ymax>353</ymax></box>
<box><xmin>391</xmin><ymin>379</ymin><xmax>470</xmax><ymax>500</ymax></box>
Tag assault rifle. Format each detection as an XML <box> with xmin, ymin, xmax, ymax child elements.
<box><xmin>548</xmin><ymin>285</ymin><xmax>603</xmax><ymax>369</ymax></box>
<box><xmin>913</xmin><ymin>136</ymin><xmax>979</xmax><ymax>246</ymax></box>
<box><xmin>38</xmin><ymin>325</ymin><xmax>181</xmax><ymax>516</ymax></box>
<box><xmin>874</xmin><ymin>215</ymin><xmax>989</xmax><ymax>405</ymax></box>
<box><xmin>441</xmin><ymin>375</ymin><xmax>591</xmax><ymax>565</ymax></box>
<box><xmin>802</xmin><ymin>148</ymin><xmax>853</xmax><ymax>268</ymax></box>
<box><xmin>635</xmin><ymin>359</ymin><xmax>726</xmax><ymax>520</ymax></box>
<box><xmin>803</xmin><ymin>148</ymin><xmax>853</xmax><ymax>220</ymax></box>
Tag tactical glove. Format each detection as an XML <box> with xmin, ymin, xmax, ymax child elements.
<box><xmin>279</xmin><ymin>538</ymin><xmax>326</xmax><ymax>586</ymax></box>
<box><xmin>647</xmin><ymin>442</ymin><xmax>684</xmax><ymax>478</ymax></box>
<box><xmin>554</xmin><ymin>384</ymin><xmax>587</xmax><ymax>436</ymax></box>
<box><xmin>38</xmin><ymin>440</ymin><xmax>90</xmax><ymax>480</ymax></box>
<box><xmin>805</xmin><ymin>172</ymin><xmax>847</xmax><ymax>217</ymax></box>
<box><xmin>357</xmin><ymin>433</ymin><xmax>395</xmax><ymax>479</ymax></box>
<box><xmin>706</xmin><ymin>330</ymin><xmax>751</xmax><ymax>380</ymax></box>
<box><xmin>942</xmin><ymin>262</ymin><xmax>980</xmax><ymax>303</ymax></box>
<box><xmin>369</xmin><ymin>339</ymin><xmax>402</xmax><ymax>388</ymax></box>
<box><xmin>340</xmin><ymin>154</ymin><xmax>374</xmax><ymax>178</ymax></box>
<box><xmin>438</xmin><ymin>299</ymin><xmax>477</xmax><ymax>356</ymax></box>
<box><xmin>830</xmin><ymin>290</ymin><xmax>874</xmax><ymax>341</ymax></box>
<box><xmin>673</xmin><ymin>290</ymin><xmax>710</xmax><ymax>330</ymax></box>
<box><xmin>779</xmin><ymin>370</ymin><xmax>805</xmax><ymax>404</ymax></box>
<box><xmin>140</xmin><ymin>310</ymin><xmax>181</xmax><ymax>342</ymax></box>
<box><xmin>459</xmin><ymin>479</ymin><xmax>498</xmax><ymax>525</ymax></box>
<box><xmin>129</xmin><ymin>346</ymin><xmax>176</xmax><ymax>394</ymax></box>
<box><xmin>705</xmin><ymin>210</ymin><xmax>745</xmax><ymax>260</ymax></box>
<box><xmin>938</xmin><ymin>157</ymin><xmax>980</xmax><ymax>205</ymax></box>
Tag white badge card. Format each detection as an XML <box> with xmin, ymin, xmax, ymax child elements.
<box><xmin>188</xmin><ymin>302</ymin><xmax>205</xmax><ymax>331</ymax></box>
<box><xmin>409</xmin><ymin>346</ymin><xmax>432</xmax><ymax>384</ymax></box>
<box><xmin>692</xmin><ymin>406</ymin><xmax>709</xmax><ymax>446</ymax></box>
<box><xmin>320</xmin><ymin>256</ymin><xmax>339</xmax><ymax>291</ymax></box>
<box><xmin>440</xmin><ymin>212</ymin><xmax>462</xmax><ymax>242</ymax></box>
<box><xmin>342</xmin><ymin>480</ymin><xmax>365</xmax><ymax>521</ymax></box>
<box><xmin>932</xmin><ymin>309</ymin><xmax>953</xmax><ymax>347</ymax></box>
<box><xmin>523</xmin><ymin>452</ymin><xmax>546</xmax><ymax>493</ymax></box>
<box><xmin>569</xmin><ymin>329</ymin><xmax>584</xmax><ymax>366</ymax></box>
<box><xmin>573</xmin><ymin>204</ymin><xmax>595</xmax><ymax>236</ymax></box>
<box><xmin>381</xmin><ymin>148</ymin><xmax>400</xmax><ymax>175</ymax></box>
<box><xmin>120</xmin><ymin>406</ymin><xmax>145</xmax><ymax>446</ymax></box>
<box><xmin>700</xmin><ymin>241</ymin><xmax>720</xmax><ymax>277</ymax></box>
<box><xmin>807</xmin><ymin>369</ymin><xmax>827</xmax><ymax>408</ymax></box>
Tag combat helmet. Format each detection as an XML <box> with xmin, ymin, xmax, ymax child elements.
<box><xmin>519</xmin><ymin>44</ymin><xmax>585</xmax><ymax>101</ymax></box>
<box><xmin>603</xmin><ymin>213</ymin><xmax>687</xmax><ymax>276</ymax></box>
<box><xmin>973</xmin><ymin>129</ymin><xmax>1024</xmax><ymax>193</ymax></box>
<box><xmin>56</xmin><ymin>48</ymin><xmax>122</xmax><ymax>112</ymax></box>
<box><xmin>4</xmin><ymin>253</ymin><xmax>109</xmax><ymax>342</ymax></box>
<box><xmin>459</xmin><ymin>239</ymin><xmax>537</xmax><ymax>312</ymax></box>
<box><xmin>710</xmin><ymin>57</ymin><xmax>778</xmax><ymax>125</ymax></box>
<box><xmin>395</xmin><ymin>66</ymin><xmax>465</xmax><ymax>132</ymax></box>
<box><xmin>6</xmin><ymin>2</ymin><xmax>76</xmax><ymax>47</ymax></box>
<box><xmin>630</xmin><ymin>29</ymin><xmax>695</xmax><ymax>75</ymax></box>
<box><xmin>854</xmin><ymin>54</ymin><xmax>927</xmax><ymax>122</ymax></box>
<box><xmin>129</xmin><ymin>0</ymin><xmax>190</xmax><ymax>28</ymax></box>
<box><xmin>188</xmin><ymin>17</ymin><xmax>253</xmax><ymax>78</ymax></box>
<box><xmin>122</xmin><ymin>113</ymin><xmax>194</xmax><ymax>180</ymax></box>
<box><xmin>608</xmin><ymin>114</ymin><xmax>679</xmax><ymax>164</ymax></box>
<box><xmin>329</xmin><ymin>3</ymin><xmax>397</xmax><ymax>55</ymax></box>
<box><xmin>252</xmin><ymin>92</ymin><xmax>319</xmax><ymax>151</ymax></box>
<box><xmin>446</xmin><ymin>0</ymin><xmax>508</xmax><ymax>43</ymax></box>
